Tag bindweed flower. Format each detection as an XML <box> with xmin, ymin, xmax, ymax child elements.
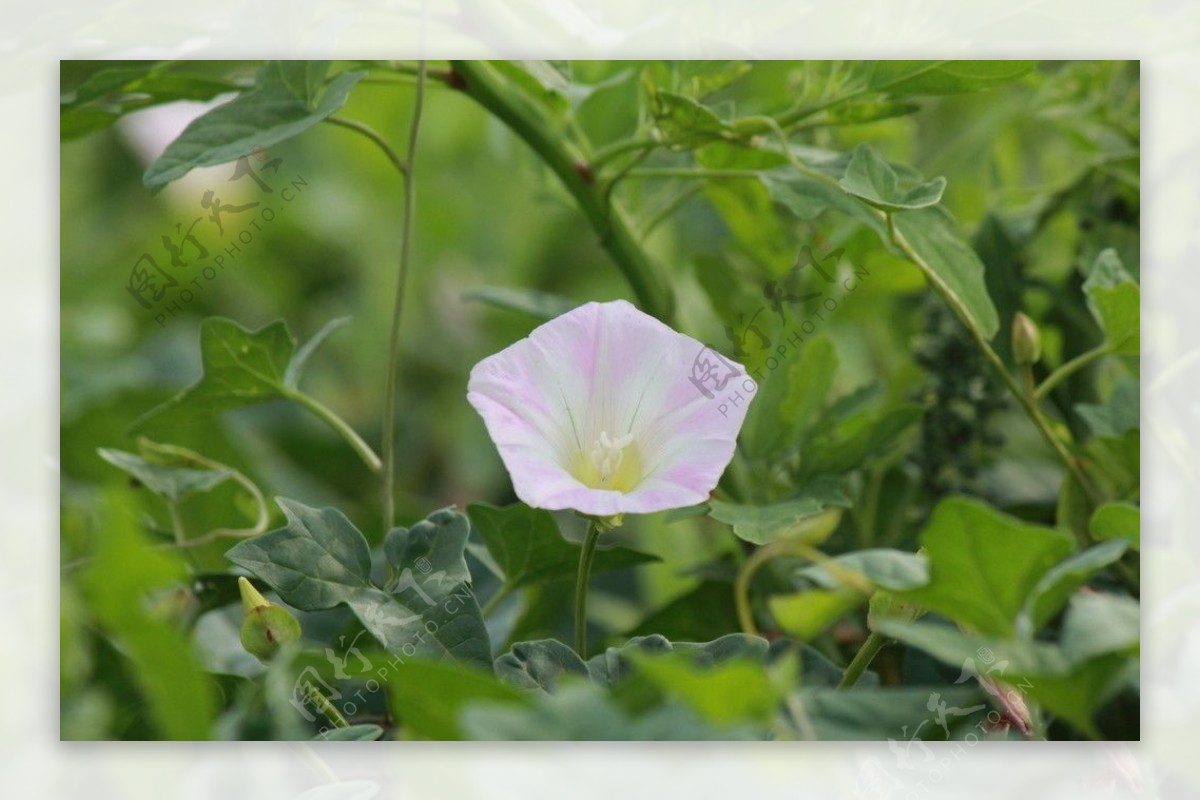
<box><xmin>468</xmin><ymin>300</ymin><xmax>754</xmax><ymax>517</ymax></box>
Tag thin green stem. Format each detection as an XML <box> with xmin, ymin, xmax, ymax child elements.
<box><xmin>283</xmin><ymin>389</ymin><xmax>382</xmax><ymax>473</ymax></box>
<box><xmin>624</xmin><ymin>167</ymin><xmax>764</xmax><ymax>181</ymax></box>
<box><xmin>382</xmin><ymin>60</ymin><xmax>427</xmax><ymax>530</ymax></box>
<box><xmin>449</xmin><ymin>60</ymin><xmax>675</xmax><ymax>324</ymax></box>
<box><xmin>1035</xmin><ymin>344</ymin><xmax>1112</xmax><ymax>400</ymax></box>
<box><xmin>168</xmin><ymin>502</ymin><xmax>187</xmax><ymax>546</ymax></box>
<box><xmin>574</xmin><ymin>520</ymin><xmax>602</xmax><ymax>657</ymax></box>
<box><xmin>838</xmin><ymin>630</ymin><xmax>887</xmax><ymax>689</ymax></box>
<box><xmin>734</xmin><ymin>539</ymin><xmax>787</xmax><ymax>635</ymax></box>
<box><xmin>591</xmin><ymin>136</ymin><xmax>661</xmax><ymax>170</ymax></box>
<box><xmin>325</xmin><ymin>116</ymin><xmax>408</xmax><ymax>177</ymax></box>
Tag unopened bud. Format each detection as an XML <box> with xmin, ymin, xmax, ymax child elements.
<box><xmin>1011</xmin><ymin>312</ymin><xmax>1042</xmax><ymax>366</ymax></box>
<box><xmin>238</xmin><ymin>577</ymin><xmax>300</xmax><ymax>661</ymax></box>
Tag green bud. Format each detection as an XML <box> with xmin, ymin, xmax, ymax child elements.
<box><xmin>1011</xmin><ymin>311</ymin><xmax>1042</xmax><ymax>366</ymax></box>
<box><xmin>238</xmin><ymin>577</ymin><xmax>301</xmax><ymax>661</ymax></box>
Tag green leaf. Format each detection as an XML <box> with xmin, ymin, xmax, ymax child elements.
<box><xmin>742</xmin><ymin>336</ymin><xmax>838</xmax><ymax>458</ymax></box>
<box><xmin>467</xmin><ymin>503</ymin><xmax>658</xmax><ymax>591</ymax></box>
<box><xmin>799</xmin><ymin>549</ymin><xmax>930</xmax><ymax>592</ymax></box>
<box><xmin>388</xmin><ymin>659</ymin><xmax>530</xmax><ymax>740</ymax></box>
<box><xmin>1023</xmin><ymin>539</ymin><xmax>1128</xmax><ymax>630</ymax></box>
<box><xmin>623</xmin><ymin>580</ymin><xmax>742</xmax><ymax>643</ymax></box>
<box><xmin>461</xmin><ymin>682</ymin><xmax>758</xmax><ymax>740</ymax></box>
<box><xmin>651</xmin><ymin>90</ymin><xmax>730</xmax><ymax>143</ymax></box>
<box><xmin>586</xmin><ymin>633</ymin><xmax>771</xmax><ymax>687</ymax></box>
<box><xmin>900</xmin><ymin>497</ymin><xmax>1075</xmax><ymax>636</ymax></box>
<box><xmin>462</xmin><ymin>286</ymin><xmax>578</xmax><ymax>321</ymax></box>
<box><xmin>1083</xmin><ymin>249</ymin><xmax>1139</xmax><ymax>354</ymax></box>
<box><xmin>628</xmin><ymin>649</ymin><xmax>781</xmax><ymax>726</ymax></box>
<box><xmin>1061</xmin><ymin>592</ymin><xmax>1139</xmax><ymax>665</ymax></box>
<box><xmin>1076</xmin><ymin>377</ymin><xmax>1139</xmax><ymax>439</ymax></box>
<box><xmin>1090</xmin><ymin>502</ymin><xmax>1140</xmax><ymax>551</ymax></box>
<box><xmin>877</xmin><ymin>620</ymin><xmax>1073</xmax><ymax>677</ymax></box>
<box><xmin>769</xmin><ymin>588</ymin><xmax>866</xmax><ymax>641</ymax></box>
<box><xmin>892</xmin><ymin>208</ymin><xmax>1001</xmax><ymax>341</ymax></box>
<box><xmin>314</xmin><ymin>724</ymin><xmax>384</xmax><ymax>741</ymax></box>
<box><xmin>494</xmin><ymin>639</ymin><xmax>590</xmax><ymax>692</ymax></box>
<box><xmin>838</xmin><ymin>144</ymin><xmax>946</xmax><ymax>210</ymax></box>
<box><xmin>708</xmin><ymin>498</ymin><xmax>839</xmax><ymax>546</ymax></box>
<box><xmin>226</xmin><ymin>499</ymin><xmax>492</xmax><ymax>667</ymax></box>
<box><xmin>97</xmin><ymin>447</ymin><xmax>233</xmax><ymax>503</ymax></box>
<box><xmin>143</xmin><ymin>61</ymin><xmax>364</xmax><ymax>188</ymax></box>
<box><xmin>80</xmin><ymin>487</ymin><xmax>217</xmax><ymax>739</ymax></box>
<box><xmin>867</xmin><ymin>60</ymin><xmax>1037</xmax><ymax>97</ymax></box>
<box><xmin>130</xmin><ymin>317</ymin><xmax>342</xmax><ymax>433</ymax></box>
<box><xmin>795</xmin><ymin>685</ymin><xmax>987</xmax><ymax>741</ymax></box>
<box><xmin>801</xmin><ymin>403</ymin><xmax>922</xmax><ymax>477</ymax></box>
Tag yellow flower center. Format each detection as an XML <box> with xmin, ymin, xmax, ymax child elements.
<box><xmin>571</xmin><ymin>430</ymin><xmax>643</xmax><ymax>493</ymax></box>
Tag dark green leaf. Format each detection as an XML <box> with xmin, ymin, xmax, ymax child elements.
<box><xmin>795</xmin><ymin>685</ymin><xmax>987</xmax><ymax>740</ymax></box>
<box><xmin>143</xmin><ymin>61</ymin><xmax>364</xmax><ymax>188</ymax></box>
<box><xmin>1076</xmin><ymin>377</ymin><xmax>1139</xmax><ymax>439</ymax></box>
<box><xmin>227</xmin><ymin>500</ymin><xmax>491</xmax><ymax>667</ymax></box>
<box><xmin>494</xmin><ymin>639</ymin><xmax>590</xmax><ymax>692</ymax></box>
<box><xmin>462</xmin><ymin>286</ymin><xmax>578</xmax><ymax>321</ymax></box>
<box><xmin>1083</xmin><ymin>249</ymin><xmax>1139</xmax><ymax>354</ymax></box>
<box><xmin>467</xmin><ymin>503</ymin><xmax>657</xmax><ymax>590</ymax></box>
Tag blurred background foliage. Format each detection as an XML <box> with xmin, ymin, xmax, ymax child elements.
<box><xmin>60</xmin><ymin>60</ymin><xmax>1138</xmax><ymax>741</ymax></box>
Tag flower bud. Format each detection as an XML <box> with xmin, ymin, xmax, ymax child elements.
<box><xmin>238</xmin><ymin>577</ymin><xmax>301</xmax><ymax>662</ymax></box>
<box><xmin>1011</xmin><ymin>312</ymin><xmax>1042</xmax><ymax>366</ymax></box>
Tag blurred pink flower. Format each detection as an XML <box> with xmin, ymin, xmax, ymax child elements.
<box><xmin>468</xmin><ymin>299</ymin><xmax>754</xmax><ymax>516</ymax></box>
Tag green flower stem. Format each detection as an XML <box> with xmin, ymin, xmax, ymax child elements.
<box><xmin>838</xmin><ymin>630</ymin><xmax>887</xmax><ymax>689</ymax></box>
<box><xmin>574</xmin><ymin>520</ymin><xmax>603</xmax><ymax>657</ymax></box>
<box><xmin>308</xmin><ymin>685</ymin><xmax>349</xmax><ymax>729</ymax></box>
<box><xmin>449</xmin><ymin>60</ymin><xmax>676</xmax><ymax>325</ymax></box>
<box><xmin>1035</xmin><ymin>344</ymin><xmax>1112</xmax><ymax>401</ymax></box>
<box><xmin>382</xmin><ymin>60</ymin><xmax>427</xmax><ymax>530</ymax></box>
<box><xmin>325</xmin><ymin>116</ymin><xmax>408</xmax><ymax>177</ymax></box>
<box><xmin>282</xmin><ymin>388</ymin><xmax>382</xmax><ymax>473</ymax></box>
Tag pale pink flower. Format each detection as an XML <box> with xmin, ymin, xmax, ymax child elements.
<box><xmin>468</xmin><ymin>300</ymin><xmax>754</xmax><ymax>516</ymax></box>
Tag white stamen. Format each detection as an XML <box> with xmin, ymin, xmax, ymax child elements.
<box><xmin>589</xmin><ymin>430</ymin><xmax>634</xmax><ymax>483</ymax></box>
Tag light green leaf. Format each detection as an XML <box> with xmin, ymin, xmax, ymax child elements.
<box><xmin>743</xmin><ymin>336</ymin><xmax>838</xmax><ymax>458</ymax></box>
<box><xmin>799</xmin><ymin>549</ymin><xmax>930</xmax><ymax>592</ymax></box>
<box><xmin>867</xmin><ymin>60</ymin><xmax>1037</xmax><ymax>97</ymax></box>
<box><xmin>801</xmin><ymin>403</ymin><xmax>922</xmax><ymax>478</ymax></box>
<box><xmin>468</xmin><ymin>503</ymin><xmax>657</xmax><ymax>591</ymax></box>
<box><xmin>1083</xmin><ymin>249</ymin><xmax>1139</xmax><ymax>354</ymax></box>
<box><xmin>1090</xmin><ymin>502</ymin><xmax>1140</xmax><ymax>551</ymax></box>
<box><xmin>388</xmin><ymin>659</ymin><xmax>530</xmax><ymax>741</ymax></box>
<box><xmin>143</xmin><ymin>61</ymin><xmax>364</xmax><ymax>188</ymax></box>
<box><xmin>314</xmin><ymin>724</ymin><xmax>384</xmax><ymax>741</ymax></box>
<box><xmin>131</xmin><ymin>317</ymin><xmax>342</xmax><ymax>433</ymax></box>
<box><xmin>891</xmin><ymin>208</ymin><xmax>1001</xmax><ymax>340</ymax></box>
<box><xmin>900</xmin><ymin>497</ymin><xmax>1075</xmax><ymax>636</ymax></box>
<box><xmin>97</xmin><ymin>447</ymin><xmax>233</xmax><ymax>503</ymax></box>
<box><xmin>494</xmin><ymin>639</ymin><xmax>590</xmax><ymax>692</ymax></box>
<box><xmin>629</xmin><ymin>650</ymin><xmax>781</xmax><ymax>727</ymax></box>
<box><xmin>708</xmin><ymin>498</ymin><xmax>839</xmax><ymax>546</ymax></box>
<box><xmin>769</xmin><ymin>588</ymin><xmax>866</xmax><ymax>641</ymax></box>
<box><xmin>227</xmin><ymin>500</ymin><xmax>492</xmax><ymax>667</ymax></box>
<box><xmin>1023</xmin><ymin>539</ymin><xmax>1129</xmax><ymax>630</ymax></box>
<box><xmin>839</xmin><ymin>144</ymin><xmax>946</xmax><ymax>210</ymax></box>
<box><xmin>1076</xmin><ymin>377</ymin><xmax>1139</xmax><ymax>439</ymax></box>
<box><xmin>651</xmin><ymin>90</ymin><xmax>730</xmax><ymax>142</ymax></box>
<box><xmin>1061</xmin><ymin>592</ymin><xmax>1139</xmax><ymax>665</ymax></box>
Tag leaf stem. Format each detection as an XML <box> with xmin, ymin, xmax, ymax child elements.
<box><xmin>838</xmin><ymin>630</ymin><xmax>886</xmax><ymax>689</ymax></box>
<box><xmin>1035</xmin><ymin>344</ymin><xmax>1111</xmax><ymax>400</ymax></box>
<box><xmin>325</xmin><ymin>116</ymin><xmax>408</xmax><ymax>177</ymax></box>
<box><xmin>381</xmin><ymin>60</ymin><xmax>427</xmax><ymax>530</ymax></box>
<box><xmin>283</xmin><ymin>389</ymin><xmax>382</xmax><ymax>473</ymax></box>
<box><xmin>574</xmin><ymin>520</ymin><xmax>602</xmax><ymax>657</ymax></box>
<box><xmin>449</xmin><ymin>60</ymin><xmax>676</xmax><ymax>324</ymax></box>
